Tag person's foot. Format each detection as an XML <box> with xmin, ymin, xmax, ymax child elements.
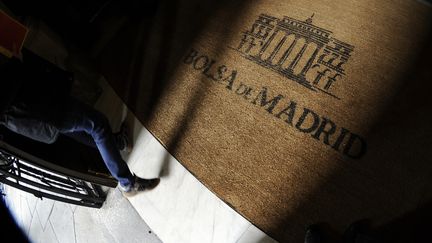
<box><xmin>133</xmin><ymin>176</ymin><xmax>160</xmax><ymax>191</ymax></box>
<box><xmin>119</xmin><ymin>175</ymin><xmax>160</xmax><ymax>196</ymax></box>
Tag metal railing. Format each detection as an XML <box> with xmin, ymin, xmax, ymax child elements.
<box><xmin>0</xmin><ymin>148</ymin><xmax>107</xmax><ymax>208</ymax></box>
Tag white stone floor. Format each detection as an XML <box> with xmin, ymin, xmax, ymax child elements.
<box><xmin>3</xmin><ymin>185</ymin><xmax>161</xmax><ymax>243</ymax></box>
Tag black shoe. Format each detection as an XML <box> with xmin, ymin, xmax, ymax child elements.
<box><xmin>133</xmin><ymin>176</ymin><xmax>160</xmax><ymax>191</ymax></box>
<box><xmin>119</xmin><ymin>176</ymin><xmax>160</xmax><ymax>195</ymax></box>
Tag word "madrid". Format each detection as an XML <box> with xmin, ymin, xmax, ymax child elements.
<box><xmin>183</xmin><ymin>48</ymin><xmax>367</xmax><ymax>159</ymax></box>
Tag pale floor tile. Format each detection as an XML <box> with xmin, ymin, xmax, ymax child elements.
<box><xmin>74</xmin><ymin>207</ymin><xmax>116</xmax><ymax>243</ymax></box>
<box><xmin>38</xmin><ymin>223</ymin><xmax>59</xmax><ymax>243</ymax></box>
<box><xmin>210</xmin><ymin>203</ymin><xmax>254</xmax><ymax>243</ymax></box>
<box><xmin>49</xmin><ymin>202</ymin><xmax>75</xmax><ymax>243</ymax></box>
<box><xmin>35</xmin><ymin>197</ymin><xmax>55</xmax><ymax>230</ymax></box>
<box><xmin>128</xmin><ymin>194</ymin><xmax>185</xmax><ymax>243</ymax></box>
<box><xmin>92</xmin><ymin>189</ymin><xmax>162</xmax><ymax>243</ymax></box>
<box><xmin>26</xmin><ymin>194</ymin><xmax>39</xmax><ymax>217</ymax></box>
<box><xmin>17</xmin><ymin>187</ymin><xmax>31</xmax><ymax>197</ymax></box>
<box><xmin>187</xmin><ymin>193</ymin><xmax>249</xmax><ymax>243</ymax></box>
<box><xmin>21</xmin><ymin>195</ymin><xmax>34</xmax><ymax>235</ymax></box>
<box><xmin>69</xmin><ymin>204</ymin><xmax>78</xmax><ymax>213</ymax></box>
<box><xmin>237</xmin><ymin>225</ymin><xmax>278</xmax><ymax>243</ymax></box>
<box><xmin>28</xmin><ymin>214</ymin><xmax>44</xmax><ymax>243</ymax></box>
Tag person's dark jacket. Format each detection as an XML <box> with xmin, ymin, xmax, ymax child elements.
<box><xmin>0</xmin><ymin>57</ymin><xmax>26</xmax><ymax>115</ymax></box>
<box><xmin>0</xmin><ymin>51</ymin><xmax>73</xmax><ymax>143</ymax></box>
<box><xmin>1</xmin><ymin>53</ymin><xmax>73</xmax><ymax>117</ymax></box>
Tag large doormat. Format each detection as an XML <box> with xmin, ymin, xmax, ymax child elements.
<box><xmin>96</xmin><ymin>1</ymin><xmax>432</xmax><ymax>241</ymax></box>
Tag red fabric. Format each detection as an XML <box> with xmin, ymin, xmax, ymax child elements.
<box><xmin>0</xmin><ymin>10</ymin><xmax>27</xmax><ymax>57</ymax></box>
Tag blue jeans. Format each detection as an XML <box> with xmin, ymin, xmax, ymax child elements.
<box><xmin>2</xmin><ymin>98</ymin><xmax>134</xmax><ymax>188</ymax></box>
<box><xmin>53</xmin><ymin>98</ymin><xmax>134</xmax><ymax>188</ymax></box>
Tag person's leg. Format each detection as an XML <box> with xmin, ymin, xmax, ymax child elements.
<box><xmin>63</xmin><ymin>131</ymin><xmax>97</xmax><ymax>148</ymax></box>
<box><xmin>64</xmin><ymin>127</ymin><xmax>131</xmax><ymax>151</ymax></box>
<box><xmin>52</xmin><ymin>97</ymin><xmax>134</xmax><ymax>189</ymax></box>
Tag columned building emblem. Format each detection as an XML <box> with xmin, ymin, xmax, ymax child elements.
<box><xmin>235</xmin><ymin>14</ymin><xmax>354</xmax><ymax>99</ymax></box>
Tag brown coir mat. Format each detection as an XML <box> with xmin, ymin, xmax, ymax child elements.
<box><xmin>95</xmin><ymin>1</ymin><xmax>432</xmax><ymax>241</ymax></box>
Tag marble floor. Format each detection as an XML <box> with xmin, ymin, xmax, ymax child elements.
<box><xmin>3</xmin><ymin>183</ymin><xmax>161</xmax><ymax>243</ymax></box>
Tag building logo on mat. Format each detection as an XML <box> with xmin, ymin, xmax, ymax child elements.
<box><xmin>182</xmin><ymin>14</ymin><xmax>366</xmax><ymax>159</ymax></box>
<box><xmin>234</xmin><ymin>13</ymin><xmax>354</xmax><ymax>100</ymax></box>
